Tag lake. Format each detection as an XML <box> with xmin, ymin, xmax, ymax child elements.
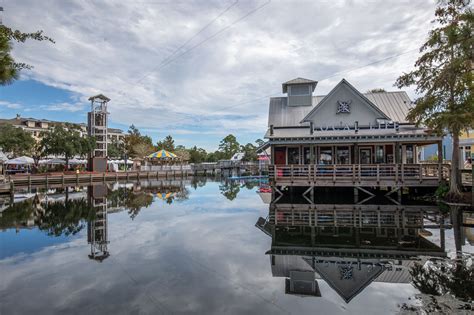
<box><xmin>0</xmin><ymin>179</ymin><xmax>473</xmax><ymax>314</ymax></box>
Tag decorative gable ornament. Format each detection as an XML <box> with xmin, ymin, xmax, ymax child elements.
<box><xmin>337</xmin><ymin>100</ymin><xmax>351</xmax><ymax>114</ymax></box>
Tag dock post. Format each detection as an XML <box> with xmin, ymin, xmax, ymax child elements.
<box><xmin>354</xmin><ymin>187</ymin><xmax>359</xmax><ymax>203</ymax></box>
<box><xmin>46</xmin><ymin>174</ymin><xmax>49</xmax><ymax>190</ymax></box>
<box><xmin>10</xmin><ymin>181</ymin><xmax>14</xmax><ymax>202</ymax></box>
<box><xmin>62</xmin><ymin>173</ymin><xmax>65</xmax><ymax>186</ymax></box>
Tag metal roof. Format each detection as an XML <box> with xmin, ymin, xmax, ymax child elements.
<box><xmin>268</xmin><ymin>91</ymin><xmax>413</xmax><ymax>127</ymax></box>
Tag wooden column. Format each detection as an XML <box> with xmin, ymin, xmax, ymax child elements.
<box><xmin>354</xmin><ymin>144</ymin><xmax>359</xmax><ymax>164</ymax></box>
<box><xmin>395</xmin><ymin>142</ymin><xmax>400</xmax><ymax>164</ymax></box>
<box><xmin>437</xmin><ymin>140</ymin><xmax>443</xmax><ymax>182</ymax></box>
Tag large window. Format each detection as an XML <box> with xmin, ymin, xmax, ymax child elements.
<box><xmin>289</xmin><ymin>85</ymin><xmax>310</xmax><ymax>96</ymax></box>
<box><xmin>288</xmin><ymin>147</ymin><xmax>300</xmax><ymax>165</ymax></box>
<box><xmin>319</xmin><ymin>147</ymin><xmax>333</xmax><ymax>165</ymax></box>
<box><xmin>336</xmin><ymin>146</ymin><xmax>350</xmax><ymax>164</ymax></box>
<box><xmin>375</xmin><ymin>145</ymin><xmax>384</xmax><ymax>163</ymax></box>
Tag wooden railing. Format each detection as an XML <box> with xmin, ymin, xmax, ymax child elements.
<box><xmin>269</xmin><ymin>164</ymin><xmax>451</xmax><ymax>185</ymax></box>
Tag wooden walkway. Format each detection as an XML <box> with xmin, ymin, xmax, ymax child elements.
<box><xmin>0</xmin><ymin>170</ymin><xmax>192</xmax><ymax>194</ymax></box>
<box><xmin>269</xmin><ymin>164</ymin><xmax>472</xmax><ymax>187</ymax></box>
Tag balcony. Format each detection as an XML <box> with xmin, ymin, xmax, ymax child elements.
<box><xmin>269</xmin><ymin>163</ymin><xmax>450</xmax><ymax>187</ymax></box>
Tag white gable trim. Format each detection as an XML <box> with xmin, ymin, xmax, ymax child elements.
<box><xmin>300</xmin><ymin>79</ymin><xmax>391</xmax><ymax>123</ymax></box>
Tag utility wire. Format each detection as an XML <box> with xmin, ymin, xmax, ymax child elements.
<box><xmin>135</xmin><ymin>0</ymin><xmax>240</xmax><ymax>84</ymax></box>
<box><xmin>135</xmin><ymin>0</ymin><xmax>271</xmax><ymax>84</ymax></box>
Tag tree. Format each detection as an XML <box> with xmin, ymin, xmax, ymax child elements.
<box><xmin>218</xmin><ymin>134</ymin><xmax>240</xmax><ymax>159</ymax></box>
<box><xmin>0</xmin><ymin>124</ymin><xmax>35</xmax><ymax>156</ymax></box>
<box><xmin>366</xmin><ymin>88</ymin><xmax>386</xmax><ymax>93</ymax></box>
<box><xmin>107</xmin><ymin>139</ymin><xmax>124</xmax><ymax>159</ymax></box>
<box><xmin>0</xmin><ymin>24</ymin><xmax>54</xmax><ymax>85</ymax></box>
<box><xmin>395</xmin><ymin>0</ymin><xmax>473</xmax><ymax>199</ymax></box>
<box><xmin>241</xmin><ymin>143</ymin><xmax>258</xmax><ymax>161</ymax></box>
<box><xmin>156</xmin><ymin>135</ymin><xmax>175</xmax><ymax>152</ymax></box>
<box><xmin>255</xmin><ymin>138</ymin><xmax>265</xmax><ymax>147</ymax></box>
<box><xmin>123</xmin><ymin>125</ymin><xmax>154</xmax><ymax>158</ymax></box>
<box><xmin>41</xmin><ymin>124</ymin><xmax>95</xmax><ymax>169</ymax></box>
<box><xmin>188</xmin><ymin>146</ymin><xmax>208</xmax><ymax>163</ymax></box>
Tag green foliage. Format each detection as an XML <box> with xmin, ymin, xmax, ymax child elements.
<box><xmin>156</xmin><ymin>135</ymin><xmax>175</xmax><ymax>152</ymax></box>
<box><xmin>219</xmin><ymin>181</ymin><xmax>240</xmax><ymax>200</ymax></box>
<box><xmin>366</xmin><ymin>88</ymin><xmax>386</xmax><ymax>93</ymax></box>
<box><xmin>241</xmin><ymin>143</ymin><xmax>258</xmax><ymax>161</ymax></box>
<box><xmin>0</xmin><ymin>124</ymin><xmax>35</xmax><ymax>156</ymax></box>
<box><xmin>395</xmin><ymin>0</ymin><xmax>473</xmax><ymax>197</ymax></box>
<box><xmin>41</xmin><ymin>124</ymin><xmax>95</xmax><ymax>167</ymax></box>
<box><xmin>123</xmin><ymin>124</ymin><xmax>154</xmax><ymax>158</ymax></box>
<box><xmin>218</xmin><ymin>134</ymin><xmax>240</xmax><ymax>159</ymax></box>
<box><xmin>435</xmin><ymin>182</ymin><xmax>449</xmax><ymax>198</ymax></box>
<box><xmin>107</xmin><ymin>139</ymin><xmax>124</xmax><ymax>158</ymax></box>
<box><xmin>0</xmin><ymin>24</ymin><xmax>54</xmax><ymax>85</ymax></box>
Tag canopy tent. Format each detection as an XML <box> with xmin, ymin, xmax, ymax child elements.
<box><xmin>39</xmin><ymin>158</ymin><xmax>66</xmax><ymax>165</ymax></box>
<box><xmin>69</xmin><ymin>158</ymin><xmax>87</xmax><ymax>165</ymax></box>
<box><xmin>148</xmin><ymin>150</ymin><xmax>177</xmax><ymax>159</ymax></box>
<box><xmin>5</xmin><ymin>156</ymin><xmax>34</xmax><ymax>165</ymax></box>
<box><xmin>108</xmin><ymin>159</ymin><xmax>133</xmax><ymax>165</ymax></box>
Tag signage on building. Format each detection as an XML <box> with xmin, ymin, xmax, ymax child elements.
<box><xmin>316</xmin><ymin>120</ymin><xmax>399</xmax><ymax>132</ymax></box>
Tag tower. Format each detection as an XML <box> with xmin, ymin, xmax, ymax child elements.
<box><xmin>88</xmin><ymin>94</ymin><xmax>110</xmax><ymax>172</ymax></box>
<box><xmin>87</xmin><ymin>185</ymin><xmax>109</xmax><ymax>262</ymax></box>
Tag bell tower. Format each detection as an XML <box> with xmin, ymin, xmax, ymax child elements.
<box><xmin>88</xmin><ymin>94</ymin><xmax>110</xmax><ymax>172</ymax></box>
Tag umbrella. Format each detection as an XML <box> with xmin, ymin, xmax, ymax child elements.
<box><xmin>154</xmin><ymin>192</ymin><xmax>176</xmax><ymax>200</ymax></box>
<box><xmin>6</xmin><ymin>156</ymin><xmax>34</xmax><ymax>165</ymax></box>
<box><xmin>148</xmin><ymin>149</ymin><xmax>177</xmax><ymax>159</ymax></box>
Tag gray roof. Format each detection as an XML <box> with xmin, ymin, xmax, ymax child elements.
<box><xmin>268</xmin><ymin>91</ymin><xmax>413</xmax><ymax>127</ymax></box>
<box><xmin>282</xmin><ymin>77</ymin><xmax>318</xmax><ymax>93</ymax></box>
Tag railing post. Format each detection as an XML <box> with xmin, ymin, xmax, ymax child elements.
<box><xmin>291</xmin><ymin>165</ymin><xmax>294</xmax><ymax>181</ymax></box>
<box><xmin>273</xmin><ymin>165</ymin><xmax>277</xmax><ymax>179</ymax></box>
<box><xmin>395</xmin><ymin>164</ymin><xmax>398</xmax><ymax>183</ymax></box>
<box><xmin>401</xmin><ymin>164</ymin><xmax>405</xmax><ymax>183</ymax></box>
<box><xmin>419</xmin><ymin>164</ymin><xmax>423</xmax><ymax>183</ymax></box>
<box><xmin>332</xmin><ymin>164</ymin><xmax>336</xmax><ymax>182</ymax></box>
<box><xmin>352</xmin><ymin>164</ymin><xmax>355</xmax><ymax>182</ymax></box>
<box><xmin>376</xmin><ymin>164</ymin><xmax>380</xmax><ymax>183</ymax></box>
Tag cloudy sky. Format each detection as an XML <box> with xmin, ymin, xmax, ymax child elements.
<box><xmin>0</xmin><ymin>0</ymin><xmax>437</xmax><ymax>150</ymax></box>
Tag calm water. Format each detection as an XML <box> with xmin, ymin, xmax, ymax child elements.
<box><xmin>0</xmin><ymin>179</ymin><xmax>473</xmax><ymax>314</ymax></box>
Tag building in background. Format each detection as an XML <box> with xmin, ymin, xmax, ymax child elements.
<box><xmin>0</xmin><ymin>114</ymin><xmax>124</xmax><ymax>146</ymax></box>
<box><xmin>419</xmin><ymin>130</ymin><xmax>473</xmax><ymax>168</ymax></box>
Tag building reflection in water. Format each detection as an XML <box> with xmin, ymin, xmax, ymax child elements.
<box><xmin>87</xmin><ymin>185</ymin><xmax>109</xmax><ymax>262</ymax></box>
<box><xmin>255</xmin><ymin>197</ymin><xmax>471</xmax><ymax>303</ymax></box>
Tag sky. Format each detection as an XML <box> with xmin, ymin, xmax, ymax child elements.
<box><xmin>0</xmin><ymin>0</ymin><xmax>437</xmax><ymax>151</ymax></box>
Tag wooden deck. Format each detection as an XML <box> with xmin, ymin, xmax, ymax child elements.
<box><xmin>268</xmin><ymin>164</ymin><xmax>469</xmax><ymax>187</ymax></box>
<box><xmin>0</xmin><ymin>170</ymin><xmax>192</xmax><ymax>194</ymax></box>
<box><xmin>269</xmin><ymin>203</ymin><xmax>446</xmax><ymax>228</ymax></box>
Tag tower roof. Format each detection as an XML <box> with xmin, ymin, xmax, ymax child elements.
<box><xmin>89</xmin><ymin>94</ymin><xmax>110</xmax><ymax>102</ymax></box>
<box><xmin>282</xmin><ymin>77</ymin><xmax>318</xmax><ymax>93</ymax></box>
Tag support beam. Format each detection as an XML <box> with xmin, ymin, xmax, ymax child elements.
<box><xmin>438</xmin><ymin>140</ymin><xmax>443</xmax><ymax>182</ymax></box>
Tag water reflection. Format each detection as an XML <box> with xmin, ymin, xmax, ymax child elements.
<box><xmin>256</xmin><ymin>198</ymin><xmax>473</xmax><ymax>307</ymax></box>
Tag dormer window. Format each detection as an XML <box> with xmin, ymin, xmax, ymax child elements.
<box><xmin>289</xmin><ymin>85</ymin><xmax>310</xmax><ymax>96</ymax></box>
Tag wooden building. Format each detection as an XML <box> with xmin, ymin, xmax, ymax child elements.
<box><xmin>263</xmin><ymin>78</ymin><xmax>446</xmax><ymax>189</ymax></box>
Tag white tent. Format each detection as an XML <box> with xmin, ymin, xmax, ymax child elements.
<box><xmin>40</xmin><ymin>158</ymin><xmax>66</xmax><ymax>165</ymax></box>
<box><xmin>69</xmin><ymin>158</ymin><xmax>87</xmax><ymax>165</ymax></box>
<box><xmin>6</xmin><ymin>156</ymin><xmax>34</xmax><ymax>165</ymax></box>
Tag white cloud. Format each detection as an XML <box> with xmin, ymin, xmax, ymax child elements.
<box><xmin>39</xmin><ymin>102</ymin><xmax>86</xmax><ymax>112</ymax></box>
<box><xmin>4</xmin><ymin>0</ymin><xmax>436</xmax><ymax>140</ymax></box>
<box><xmin>0</xmin><ymin>100</ymin><xmax>22</xmax><ymax>109</ymax></box>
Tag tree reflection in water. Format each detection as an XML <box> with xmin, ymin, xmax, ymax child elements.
<box><xmin>410</xmin><ymin>257</ymin><xmax>474</xmax><ymax>303</ymax></box>
<box><xmin>219</xmin><ymin>180</ymin><xmax>261</xmax><ymax>201</ymax></box>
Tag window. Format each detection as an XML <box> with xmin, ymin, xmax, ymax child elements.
<box><xmin>303</xmin><ymin>147</ymin><xmax>311</xmax><ymax>164</ymax></box>
<box><xmin>319</xmin><ymin>147</ymin><xmax>333</xmax><ymax>164</ymax></box>
<box><xmin>288</xmin><ymin>147</ymin><xmax>300</xmax><ymax>164</ymax></box>
<box><xmin>290</xmin><ymin>85</ymin><xmax>310</xmax><ymax>96</ymax></box>
<box><xmin>465</xmin><ymin>146</ymin><xmax>472</xmax><ymax>160</ymax></box>
<box><xmin>375</xmin><ymin>145</ymin><xmax>384</xmax><ymax>163</ymax></box>
<box><xmin>406</xmin><ymin>145</ymin><xmax>414</xmax><ymax>164</ymax></box>
<box><xmin>336</xmin><ymin>146</ymin><xmax>349</xmax><ymax>164</ymax></box>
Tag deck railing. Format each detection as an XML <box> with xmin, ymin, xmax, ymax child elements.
<box><xmin>269</xmin><ymin>163</ymin><xmax>451</xmax><ymax>184</ymax></box>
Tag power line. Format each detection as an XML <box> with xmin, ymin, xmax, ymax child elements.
<box><xmin>135</xmin><ymin>0</ymin><xmax>240</xmax><ymax>84</ymax></box>
<box><xmin>136</xmin><ymin>0</ymin><xmax>271</xmax><ymax>84</ymax></box>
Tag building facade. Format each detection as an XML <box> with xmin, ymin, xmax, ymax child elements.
<box><xmin>0</xmin><ymin>115</ymin><xmax>124</xmax><ymax>146</ymax></box>
<box><xmin>264</xmin><ymin>78</ymin><xmax>445</xmax><ymax>189</ymax></box>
